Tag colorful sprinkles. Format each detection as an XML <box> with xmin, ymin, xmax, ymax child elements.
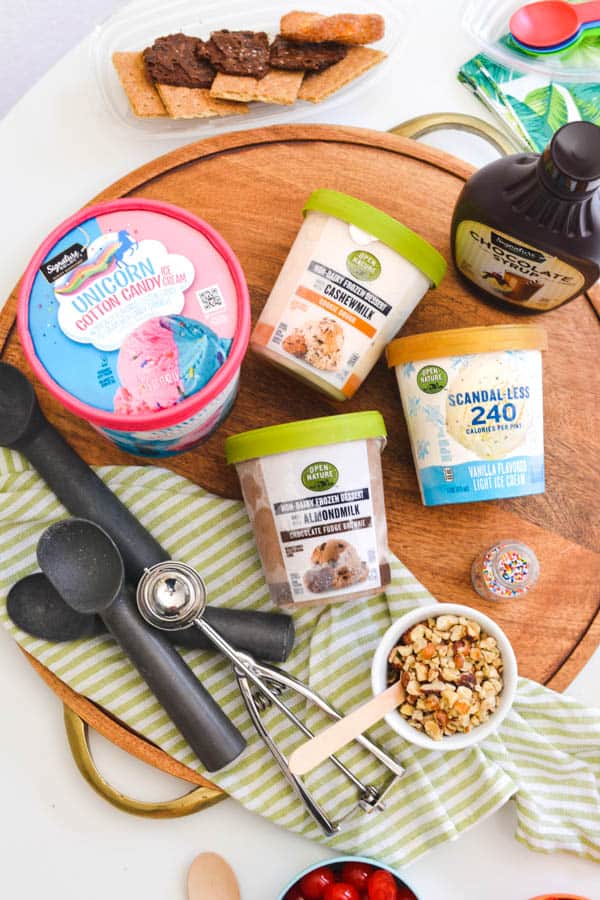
<box><xmin>471</xmin><ymin>540</ymin><xmax>539</xmax><ymax>601</ymax></box>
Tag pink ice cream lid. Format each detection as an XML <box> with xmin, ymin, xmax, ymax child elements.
<box><xmin>18</xmin><ymin>199</ymin><xmax>250</xmax><ymax>430</ymax></box>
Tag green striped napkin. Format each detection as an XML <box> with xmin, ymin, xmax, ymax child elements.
<box><xmin>1</xmin><ymin>449</ymin><xmax>599</xmax><ymax>867</ymax></box>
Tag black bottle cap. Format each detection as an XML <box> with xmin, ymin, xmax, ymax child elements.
<box><xmin>542</xmin><ymin>122</ymin><xmax>600</xmax><ymax>194</ymax></box>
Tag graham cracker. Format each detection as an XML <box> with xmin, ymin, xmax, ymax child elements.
<box><xmin>255</xmin><ymin>69</ymin><xmax>304</xmax><ymax>104</ymax></box>
<box><xmin>210</xmin><ymin>68</ymin><xmax>304</xmax><ymax>105</ymax></box>
<box><xmin>298</xmin><ymin>47</ymin><xmax>387</xmax><ymax>103</ymax></box>
<box><xmin>210</xmin><ymin>73</ymin><xmax>260</xmax><ymax>103</ymax></box>
<box><xmin>156</xmin><ymin>84</ymin><xmax>249</xmax><ymax>118</ymax></box>
<box><xmin>112</xmin><ymin>52</ymin><xmax>167</xmax><ymax>117</ymax></box>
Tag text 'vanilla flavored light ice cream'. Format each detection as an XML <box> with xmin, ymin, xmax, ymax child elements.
<box><xmin>386</xmin><ymin>325</ymin><xmax>547</xmax><ymax>506</ymax></box>
<box><xmin>18</xmin><ymin>199</ymin><xmax>250</xmax><ymax>456</ymax></box>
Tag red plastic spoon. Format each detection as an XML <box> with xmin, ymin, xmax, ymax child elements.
<box><xmin>510</xmin><ymin>0</ymin><xmax>600</xmax><ymax>49</ymax></box>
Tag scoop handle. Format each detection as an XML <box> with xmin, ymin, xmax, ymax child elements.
<box><xmin>103</xmin><ymin>588</ymin><xmax>246</xmax><ymax>771</ymax></box>
<box><xmin>12</xmin><ymin>395</ymin><xmax>296</xmax><ymax>661</ymax></box>
<box><xmin>21</xmin><ymin>423</ymin><xmax>168</xmax><ymax>581</ymax></box>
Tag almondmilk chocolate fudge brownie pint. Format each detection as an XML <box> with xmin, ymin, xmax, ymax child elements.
<box><xmin>225</xmin><ymin>412</ymin><xmax>391</xmax><ymax>609</ymax></box>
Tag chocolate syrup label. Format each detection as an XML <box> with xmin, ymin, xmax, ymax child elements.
<box><xmin>455</xmin><ymin>221</ymin><xmax>585</xmax><ymax>310</ymax></box>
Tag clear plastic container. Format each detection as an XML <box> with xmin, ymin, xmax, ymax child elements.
<box><xmin>462</xmin><ymin>0</ymin><xmax>600</xmax><ymax>82</ymax></box>
<box><xmin>92</xmin><ymin>0</ymin><xmax>408</xmax><ymax>139</ymax></box>
<box><xmin>471</xmin><ymin>539</ymin><xmax>540</xmax><ymax>601</ymax></box>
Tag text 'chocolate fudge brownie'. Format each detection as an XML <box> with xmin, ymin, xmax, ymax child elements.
<box><xmin>199</xmin><ymin>30</ymin><xmax>270</xmax><ymax>79</ymax></box>
<box><xmin>269</xmin><ymin>35</ymin><xmax>347</xmax><ymax>71</ymax></box>
<box><xmin>143</xmin><ymin>33</ymin><xmax>215</xmax><ymax>88</ymax></box>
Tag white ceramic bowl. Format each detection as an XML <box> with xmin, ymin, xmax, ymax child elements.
<box><xmin>371</xmin><ymin>603</ymin><xmax>518</xmax><ymax>750</ymax></box>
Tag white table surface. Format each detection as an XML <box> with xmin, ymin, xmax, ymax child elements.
<box><xmin>1</xmin><ymin>3</ymin><xmax>599</xmax><ymax>898</ymax></box>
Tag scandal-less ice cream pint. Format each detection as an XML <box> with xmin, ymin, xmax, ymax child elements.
<box><xmin>386</xmin><ymin>325</ymin><xmax>547</xmax><ymax>506</ymax></box>
<box><xmin>18</xmin><ymin>199</ymin><xmax>250</xmax><ymax>457</ymax></box>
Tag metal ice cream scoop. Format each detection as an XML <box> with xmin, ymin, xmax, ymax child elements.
<box><xmin>137</xmin><ymin>560</ymin><xmax>404</xmax><ymax>835</ymax></box>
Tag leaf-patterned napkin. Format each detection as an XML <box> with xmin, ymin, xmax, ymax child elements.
<box><xmin>458</xmin><ymin>53</ymin><xmax>600</xmax><ymax>152</ymax></box>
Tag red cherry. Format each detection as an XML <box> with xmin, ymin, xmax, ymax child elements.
<box><xmin>396</xmin><ymin>889</ymin><xmax>417</xmax><ymax>900</ymax></box>
<box><xmin>299</xmin><ymin>867</ymin><xmax>336</xmax><ymax>899</ymax></box>
<box><xmin>367</xmin><ymin>869</ymin><xmax>399</xmax><ymax>900</ymax></box>
<box><xmin>323</xmin><ymin>883</ymin><xmax>360</xmax><ymax>900</ymax></box>
<box><xmin>340</xmin><ymin>862</ymin><xmax>375</xmax><ymax>892</ymax></box>
<box><xmin>284</xmin><ymin>886</ymin><xmax>306</xmax><ymax>900</ymax></box>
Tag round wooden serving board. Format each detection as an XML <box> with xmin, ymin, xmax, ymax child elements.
<box><xmin>3</xmin><ymin>125</ymin><xmax>599</xmax><ymax>711</ymax></box>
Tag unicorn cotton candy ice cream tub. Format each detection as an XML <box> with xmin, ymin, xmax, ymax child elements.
<box><xmin>18</xmin><ymin>199</ymin><xmax>250</xmax><ymax>457</ymax></box>
<box><xmin>386</xmin><ymin>325</ymin><xmax>548</xmax><ymax>506</ymax></box>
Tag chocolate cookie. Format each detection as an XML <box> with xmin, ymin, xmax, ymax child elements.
<box><xmin>199</xmin><ymin>30</ymin><xmax>270</xmax><ymax>79</ymax></box>
<box><xmin>143</xmin><ymin>33</ymin><xmax>215</xmax><ymax>88</ymax></box>
<box><xmin>269</xmin><ymin>35</ymin><xmax>347</xmax><ymax>72</ymax></box>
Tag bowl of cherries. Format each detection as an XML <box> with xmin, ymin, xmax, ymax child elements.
<box><xmin>279</xmin><ymin>856</ymin><xmax>418</xmax><ymax>900</ymax></box>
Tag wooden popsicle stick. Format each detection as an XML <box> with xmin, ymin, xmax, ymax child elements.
<box><xmin>187</xmin><ymin>852</ymin><xmax>241</xmax><ymax>900</ymax></box>
<box><xmin>289</xmin><ymin>682</ymin><xmax>406</xmax><ymax>776</ymax></box>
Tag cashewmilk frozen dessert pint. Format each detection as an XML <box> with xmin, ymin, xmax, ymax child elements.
<box><xmin>251</xmin><ymin>190</ymin><xmax>446</xmax><ymax>401</ymax></box>
<box><xmin>18</xmin><ymin>199</ymin><xmax>250</xmax><ymax>456</ymax></box>
<box><xmin>387</xmin><ymin>325</ymin><xmax>547</xmax><ymax>506</ymax></box>
<box><xmin>225</xmin><ymin>412</ymin><xmax>391</xmax><ymax>609</ymax></box>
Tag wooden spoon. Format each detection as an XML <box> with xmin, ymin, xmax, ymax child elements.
<box><xmin>289</xmin><ymin>682</ymin><xmax>406</xmax><ymax>776</ymax></box>
<box><xmin>187</xmin><ymin>853</ymin><xmax>241</xmax><ymax>900</ymax></box>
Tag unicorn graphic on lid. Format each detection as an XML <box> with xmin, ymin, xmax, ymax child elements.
<box><xmin>55</xmin><ymin>229</ymin><xmax>138</xmax><ymax>295</ymax></box>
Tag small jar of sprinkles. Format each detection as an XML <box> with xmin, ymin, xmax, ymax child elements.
<box><xmin>471</xmin><ymin>540</ymin><xmax>539</xmax><ymax>602</ymax></box>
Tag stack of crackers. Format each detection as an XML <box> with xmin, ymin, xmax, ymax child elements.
<box><xmin>112</xmin><ymin>10</ymin><xmax>387</xmax><ymax>119</ymax></box>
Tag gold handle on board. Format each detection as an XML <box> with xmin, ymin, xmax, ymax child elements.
<box><xmin>389</xmin><ymin>112</ymin><xmax>519</xmax><ymax>156</ymax></box>
<box><xmin>63</xmin><ymin>705</ymin><xmax>225</xmax><ymax>818</ymax></box>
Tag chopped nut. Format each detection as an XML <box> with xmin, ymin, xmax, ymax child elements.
<box><xmin>423</xmin><ymin>695</ymin><xmax>440</xmax><ymax>711</ymax></box>
<box><xmin>421</xmin><ymin>679</ymin><xmax>445</xmax><ymax>693</ymax></box>
<box><xmin>480</xmin><ymin>636</ymin><xmax>498</xmax><ymax>650</ymax></box>
<box><xmin>387</xmin><ymin>614</ymin><xmax>504</xmax><ymax>740</ymax></box>
<box><xmin>418</xmin><ymin>642</ymin><xmax>437</xmax><ymax>660</ymax></box>
<box><xmin>434</xmin><ymin>710</ymin><xmax>449</xmax><ymax>729</ymax></box>
<box><xmin>450</xmin><ymin>624</ymin><xmax>466</xmax><ymax>641</ymax></box>
<box><xmin>436</xmin><ymin>615</ymin><xmax>459</xmax><ymax>630</ymax></box>
<box><xmin>424</xmin><ymin>718</ymin><xmax>443</xmax><ymax>740</ymax></box>
<box><xmin>466</xmin><ymin>620</ymin><xmax>481</xmax><ymax>639</ymax></box>
<box><xmin>415</xmin><ymin>662</ymin><xmax>429</xmax><ymax>682</ymax></box>
<box><xmin>441</xmin><ymin>687</ymin><xmax>458</xmax><ymax>708</ymax></box>
<box><xmin>441</xmin><ymin>666</ymin><xmax>459</xmax><ymax>682</ymax></box>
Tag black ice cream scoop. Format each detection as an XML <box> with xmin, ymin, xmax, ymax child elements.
<box><xmin>7</xmin><ymin>572</ymin><xmax>294</xmax><ymax>661</ymax></box>
<box><xmin>37</xmin><ymin>518</ymin><xmax>247</xmax><ymax>772</ymax></box>
<box><xmin>0</xmin><ymin>362</ymin><xmax>294</xmax><ymax>658</ymax></box>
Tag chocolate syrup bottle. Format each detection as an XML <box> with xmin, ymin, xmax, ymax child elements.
<box><xmin>451</xmin><ymin>121</ymin><xmax>600</xmax><ymax>311</ymax></box>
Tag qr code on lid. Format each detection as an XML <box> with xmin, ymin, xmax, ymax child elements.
<box><xmin>196</xmin><ymin>284</ymin><xmax>225</xmax><ymax>315</ymax></box>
